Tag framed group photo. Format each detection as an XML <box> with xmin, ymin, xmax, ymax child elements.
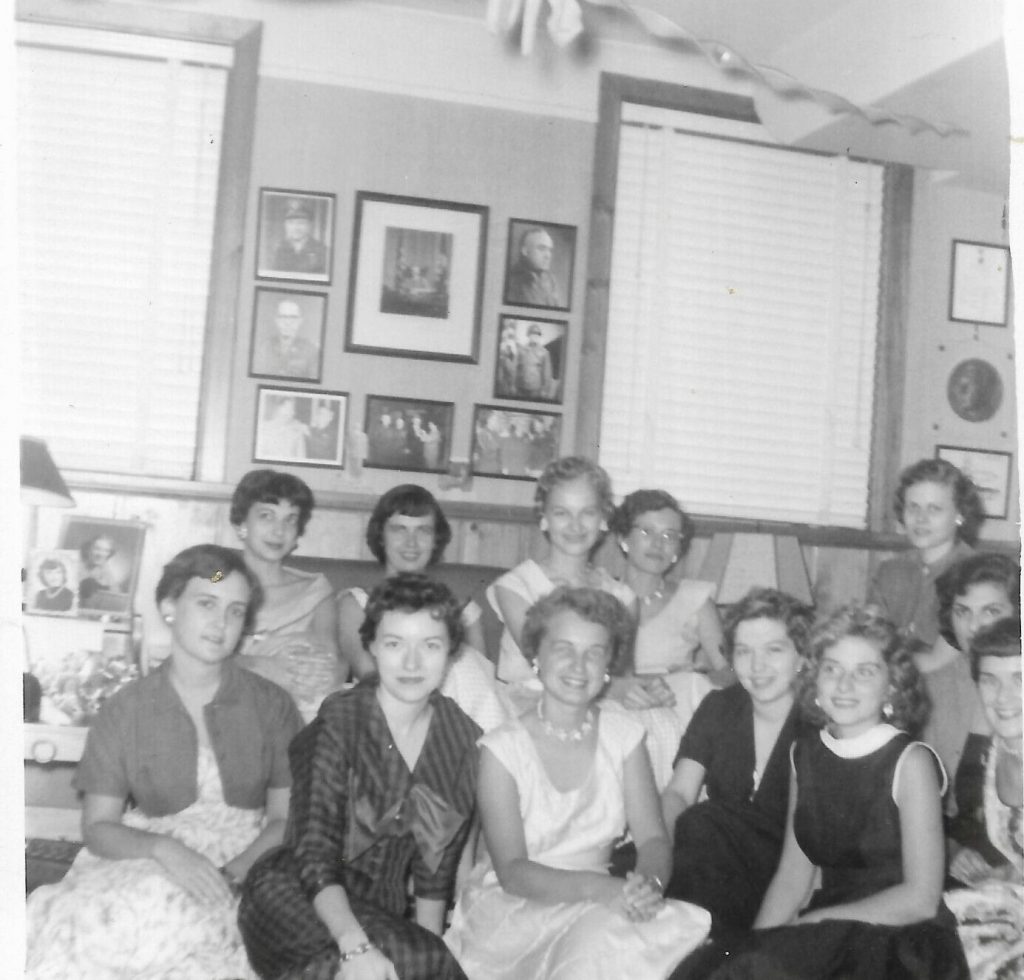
<box><xmin>256</xmin><ymin>188</ymin><xmax>335</xmax><ymax>284</ymax></box>
<box><xmin>936</xmin><ymin>445</ymin><xmax>1013</xmax><ymax>519</ymax></box>
<box><xmin>502</xmin><ymin>218</ymin><xmax>576</xmax><ymax>312</ymax></box>
<box><xmin>57</xmin><ymin>516</ymin><xmax>147</xmax><ymax>618</ymax></box>
<box><xmin>493</xmin><ymin>314</ymin><xmax>567</xmax><ymax>404</ymax></box>
<box><xmin>948</xmin><ymin>240</ymin><xmax>1011</xmax><ymax>327</ymax></box>
<box><xmin>364</xmin><ymin>395</ymin><xmax>455</xmax><ymax>474</ymax></box>
<box><xmin>470</xmin><ymin>405</ymin><xmax>562</xmax><ymax>480</ymax></box>
<box><xmin>253</xmin><ymin>385</ymin><xmax>348</xmax><ymax>468</ymax></box>
<box><xmin>249</xmin><ymin>287</ymin><xmax>327</xmax><ymax>382</ymax></box>
<box><xmin>345</xmin><ymin>192</ymin><xmax>488</xmax><ymax>362</ymax></box>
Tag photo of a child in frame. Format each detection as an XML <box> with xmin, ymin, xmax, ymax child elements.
<box><xmin>25</xmin><ymin>549</ymin><xmax>80</xmax><ymax>616</ymax></box>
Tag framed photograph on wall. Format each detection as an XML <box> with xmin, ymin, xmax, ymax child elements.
<box><xmin>364</xmin><ymin>395</ymin><xmax>455</xmax><ymax>474</ymax></box>
<box><xmin>948</xmin><ymin>240</ymin><xmax>1011</xmax><ymax>326</ymax></box>
<box><xmin>470</xmin><ymin>405</ymin><xmax>562</xmax><ymax>480</ymax></box>
<box><xmin>24</xmin><ymin>549</ymin><xmax>80</xmax><ymax>617</ymax></box>
<box><xmin>936</xmin><ymin>445</ymin><xmax>1013</xmax><ymax>519</ymax></box>
<box><xmin>249</xmin><ymin>287</ymin><xmax>327</xmax><ymax>382</ymax></box>
<box><xmin>345</xmin><ymin>192</ymin><xmax>487</xmax><ymax>362</ymax></box>
<box><xmin>493</xmin><ymin>314</ymin><xmax>568</xmax><ymax>404</ymax></box>
<box><xmin>256</xmin><ymin>188</ymin><xmax>335</xmax><ymax>284</ymax></box>
<box><xmin>253</xmin><ymin>385</ymin><xmax>348</xmax><ymax>468</ymax></box>
<box><xmin>57</xmin><ymin>516</ymin><xmax>147</xmax><ymax>619</ymax></box>
<box><xmin>502</xmin><ymin>218</ymin><xmax>576</xmax><ymax>312</ymax></box>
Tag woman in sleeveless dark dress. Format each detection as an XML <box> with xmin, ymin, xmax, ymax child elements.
<box><xmin>674</xmin><ymin>605</ymin><xmax>969</xmax><ymax>980</ymax></box>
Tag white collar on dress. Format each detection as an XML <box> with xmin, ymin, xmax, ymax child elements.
<box><xmin>820</xmin><ymin>723</ymin><xmax>902</xmax><ymax>758</ymax></box>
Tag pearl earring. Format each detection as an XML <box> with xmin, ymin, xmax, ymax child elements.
<box><xmin>882</xmin><ymin>702</ymin><xmax>894</xmax><ymax>720</ymax></box>
<box><xmin>539</xmin><ymin>517</ymin><xmax>549</xmax><ymax>533</ymax></box>
<box><xmin>239</xmin><ymin>527</ymin><xmax>248</xmax><ymax>539</ymax></box>
<box><xmin>955</xmin><ymin>516</ymin><xmax>964</xmax><ymax>527</ymax></box>
<box><xmin>164</xmin><ymin>615</ymin><xmax>174</xmax><ymax>625</ymax></box>
<box><xmin>603</xmin><ymin>672</ymin><xmax>611</xmax><ymax>684</ymax></box>
<box><xmin>620</xmin><ymin>542</ymin><xmax>629</xmax><ymax>555</ymax></box>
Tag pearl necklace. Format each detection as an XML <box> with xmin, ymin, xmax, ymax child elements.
<box><xmin>639</xmin><ymin>579</ymin><xmax>666</xmax><ymax>606</ymax></box>
<box><xmin>536</xmin><ymin>701</ymin><xmax>594</xmax><ymax>742</ymax></box>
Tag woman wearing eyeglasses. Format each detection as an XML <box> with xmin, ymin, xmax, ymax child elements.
<box><xmin>611</xmin><ymin>490</ymin><xmax>731</xmax><ymax>727</ymax></box>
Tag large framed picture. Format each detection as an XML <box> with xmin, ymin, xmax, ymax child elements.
<box><xmin>493</xmin><ymin>314</ymin><xmax>567</xmax><ymax>404</ymax></box>
<box><xmin>249</xmin><ymin>287</ymin><xmax>327</xmax><ymax>382</ymax></box>
<box><xmin>344</xmin><ymin>192</ymin><xmax>487</xmax><ymax>362</ymax></box>
<box><xmin>253</xmin><ymin>385</ymin><xmax>348</xmax><ymax>468</ymax></box>
<box><xmin>364</xmin><ymin>395</ymin><xmax>455</xmax><ymax>474</ymax></box>
<box><xmin>936</xmin><ymin>445</ymin><xmax>1013</xmax><ymax>519</ymax></box>
<box><xmin>470</xmin><ymin>405</ymin><xmax>562</xmax><ymax>480</ymax></box>
<box><xmin>24</xmin><ymin>549</ymin><xmax>80</xmax><ymax>617</ymax></box>
<box><xmin>502</xmin><ymin>218</ymin><xmax>576</xmax><ymax>312</ymax></box>
<box><xmin>948</xmin><ymin>240</ymin><xmax>1011</xmax><ymax>327</ymax></box>
<box><xmin>256</xmin><ymin>188</ymin><xmax>335</xmax><ymax>284</ymax></box>
<box><xmin>57</xmin><ymin>516</ymin><xmax>147</xmax><ymax>619</ymax></box>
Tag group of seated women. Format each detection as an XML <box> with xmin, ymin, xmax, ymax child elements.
<box><xmin>24</xmin><ymin>454</ymin><xmax>1022</xmax><ymax>980</ymax></box>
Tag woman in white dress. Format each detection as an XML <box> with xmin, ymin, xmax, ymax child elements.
<box><xmin>445</xmin><ymin>587</ymin><xmax>711</xmax><ymax>980</ymax></box>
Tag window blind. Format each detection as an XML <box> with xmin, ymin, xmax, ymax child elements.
<box><xmin>18</xmin><ymin>27</ymin><xmax>229</xmax><ymax>478</ymax></box>
<box><xmin>600</xmin><ymin>104</ymin><xmax>884</xmax><ymax>529</ymax></box>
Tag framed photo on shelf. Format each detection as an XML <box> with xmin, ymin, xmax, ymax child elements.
<box><xmin>948</xmin><ymin>240</ymin><xmax>1011</xmax><ymax>327</ymax></box>
<box><xmin>24</xmin><ymin>549</ymin><xmax>80</xmax><ymax>617</ymax></box>
<box><xmin>470</xmin><ymin>405</ymin><xmax>562</xmax><ymax>480</ymax></box>
<box><xmin>363</xmin><ymin>395</ymin><xmax>455</xmax><ymax>474</ymax></box>
<box><xmin>493</xmin><ymin>314</ymin><xmax>568</xmax><ymax>404</ymax></box>
<box><xmin>936</xmin><ymin>445</ymin><xmax>1013</xmax><ymax>519</ymax></box>
<box><xmin>345</xmin><ymin>192</ymin><xmax>487</xmax><ymax>362</ymax></box>
<box><xmin>256</xmin><ymin>188</ymin><xmax>335</xmax><ymax>284</ymax></box>
<box><xmin>249</xmin><ymin>287</ymin><xmax>327</xmax><ymax>382</ymax></box>
<box><xmin>253</xmin><ymin>385</ymin><xmax>348</xmax><ymax>468</ymax></box>
<box><xmin>502</xmin><ymin>218</ymin><xmax>576</xmax><ymax>312</ymax></box>
<box><xmin>57</xmin><ymin>516</ymin><xmax>147</xmax><ymax>619</ymax></box>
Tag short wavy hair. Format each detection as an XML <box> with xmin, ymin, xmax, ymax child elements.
<box><xmin>935</xmin><ymin>552</ymin><xmax>1021</xmax><ymax>649</ymax></box>
<box><xmin>520</xmin><ymin>586</ymin><xmax>635</xmax><ymax>676</ymax></box>
<box><xmin>722</xmin><ymin>588</ymin><xmax>815</xmax><ymax>666</ymax></box>
<box><xmin>155</xmin><ymin>544</ymin><xmax>263</xmax><ymax>633</ymax></box>
<box><xmin>230</xmin><ymin>469</ymin><xmax>315</xmax><ymax>535</ymax></box>
<box><xmin>533</xmin><ymin>456</ymin><xmax>615</xmax><ymax>522</ymax></box>
<box><xmin>800</xmin><ymin>604</ymin><xmax>928</xmax><ymax>735</ymax></box>
<box><xmin>38</xmin><ymin>557</ymin><xmax>68</xmax><ymax>585</ymax></box>
<box><xmin>365</xmin><ymin>484</ymin><xmax>452</xmax><ymax>567</ymax></box>
<box><xmin>609</xmin><ymin>489</ymin><xmax>695</xmax><ymax>558</ymax></box>
<box><xmin>894</xmin><ymin>458</ymin><xmax>986</xmax><ymax>546</ymax></box>
<box><xmin>358</xmin><ymin>573</ymin><xmax>464</xmax><ymax>656</ymax></box>
<box><xmin>969</xmin><ymin>615</ymin><xmax>1022</xmax><ymax>683</ymax></box>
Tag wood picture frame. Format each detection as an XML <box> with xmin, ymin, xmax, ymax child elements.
<box><xmin>948</xmin><ymin>239</ymin><xmax>1011</xmax><ymax>327</ymax></box>
<box><xmin>470</xmin><ymin>405</ymin><xmax>562</xmax><ymax>480</ymax></box>
<box><xmin>248</xmin><ymin>287</ymin><xmax>327</xmax><ymax>382</ymax></box>
<box><xmin>502</xmin><ymin>218</ymin><xmax>576</xmax><ymax>312</ymax></box>
<box><xmin>253</xmin><ymin>385</ymin><xmax>348</xmax><ymax>468</ymax></box>
<box><xmin>493</xmin><ymin>314</ymin><xmax>568</xmax><ymax>404</ymax></box>
<box><xmin>936</xmin><ymin>445</ymin><xmax>1013</xmax><ymax>519</ymax></box>
<box><xmin>363</xmin><ymin>395</ymin><xmax>455</xmax><ymax>474</ymax></box>
<box><xmin>256</xmin><ymin>188</ymin><xmax>335</xmax><ymax>284</ymax></box>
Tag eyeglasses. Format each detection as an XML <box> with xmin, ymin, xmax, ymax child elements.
<box><xmin>632</xmin><ymin>526</ymin><xmax>684</xmax><ymax>547</ymax></box>
<box><xmin>818</xmin><ymin>661</ymin><xmax>884</xmax><ymax>685</ymax></box>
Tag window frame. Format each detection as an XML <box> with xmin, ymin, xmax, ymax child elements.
<box><xmin>17</xmin><ymin>0</ymin><xmax>262</xmax><ymax>484</ymax></box>
<box><xmin>577</xmin><ymin>72</ymin><xmax>912</xmax><ymax>546</ymax></box>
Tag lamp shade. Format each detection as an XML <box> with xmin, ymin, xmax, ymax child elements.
<box><xmin>20</xmin><ymin>436</ymin><xmax>75</xmax><ymax>507</ymax></box>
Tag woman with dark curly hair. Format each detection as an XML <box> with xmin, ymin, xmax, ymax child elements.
<box><xmin>239</xmin><ymin>574</ymin><xmax>479</xmax><ymax>980</ymax></box>
<box><xmin>868</xmin><ymin>458</ymin><xmax>986</xmax><ymax>645</ymax></box>
<box><xmin>676</xmin><ymin>604</ymin><xmax>969</xmax><ymax>980</ymax></box>
<box><xmin>445</xmin><ymin>587</ymin><xmax>711</xmax><ymax>979</ymax></box>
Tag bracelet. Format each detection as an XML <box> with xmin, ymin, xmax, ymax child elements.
<box><xmin>338</xmin><ymin>941</ymin><xmax>376</xmax><ymax>963</ymax></box>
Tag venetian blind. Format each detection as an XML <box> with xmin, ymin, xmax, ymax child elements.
<box><xmin>18</xmin><ymin>25</ymin><xmax>230</xmax><ymax>478</ymax></box>
<box><xmin>600</xmin><ymin>103</ymin><xmax>884</xmax><ymax>529</ymax></box>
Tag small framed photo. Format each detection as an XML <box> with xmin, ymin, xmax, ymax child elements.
<box><xmin>470</xmin><ymin>405</ymin><xmax>562</xmax><ymax>480</ymax></box>
<box><xmin>949</xmin><ymin>240</ymin><xmax>1011</xmax><ymax>326</ymax></box>
<box><xmin>253</xmin><ymin>386</ymin><xmax>348</xmax><ymax>468</ymax></box>
<box><xmin>345</xmin><ymin>192</ymin><xmax>488</xmax><ymax>362</ymax></box>
<box><xmin>502</xmin><ymin>219</ymin><xmax>576</xmax><ymax>312</ymax></box>
<box><xmin>493</xmin><ymin>314</ymin><xmax>568</xmax><ymax>404</ymax></box>
<box><xmin>24</xmin><ymin>549</ymin><xmax>80</xmax><ymax>617</ymax></box>
<box><xmin>364</xmin><ymin>395</ymin><xmax>455</xmax><ymax>474</ymax></box>
<box><xmin>249</xmin><ymin>287</ymin><xmax>327</xmax><ymax>382</ymax></box>
<box><xmin>936</xmin><ymin>445</ymin><xmax>1014</xmax><ymax>519</ymax></box>
<box><xmin>256</xmin><ymin>188</ymin><xmax>335</xmax><ymax>284</ymax></box>
<box><xmin>57</xmin><ymin>517</ymin><xmax>147</xmax><ymax>619</ymax></box>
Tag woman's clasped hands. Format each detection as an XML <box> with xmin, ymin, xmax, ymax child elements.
<box><xmin>152</xmin><ymin>836</ymin><xmax>233</xmax><ymax>906</ymax></box>
<box><xmin>617</xmin><ymin>871</ymin><xmax>665</xmax><ymax>922</ymax></box>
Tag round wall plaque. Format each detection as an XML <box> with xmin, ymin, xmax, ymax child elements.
<box><xmin>946</xmin><ymin>358</ymin><xmax>1003</xmax><ymax>423</ymax></box>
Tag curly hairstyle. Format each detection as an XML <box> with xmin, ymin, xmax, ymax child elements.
<box><xmin>37</xmin><ymin>557</ymin><xmax>68</xmax><ymax>585</ymax></box>
<box><xmin>358</xmin><ymin>573</ymin><xmax>464</xmax><ymax>656</ymax></box>
<box><xmin>155</xmin><ymin>544</ymin><xmax>263</xmax><ymax>633</ymax></box>
<box><xmin>722</xmin><ymin>588</ymin><xmax>815</xmax><ymax>666</ymax></box>
<box><xmin>800</xmin><ymin>604</ymin><xmax>928</xmax><ymax>735</ymax></box>
<box><xmin>893</xmin><ymin>458</ymin><xmax>986</xmax><ymax>546</ymax></box>
<box><xmin>935</xmin><ymin>552</ymin><xmax>1021</xmax><ymax>649</ymax></box>
<box><xmin>533</xmin><ymin>456</ymin><xmax>615</xmax><ymax>522</ymax></box>
<box><xmin>365</xmin><ymin>484</ymin><xmax>452</xmax><ymax>567</ymax></box>
<box><xmin>520</xmin><ymin>586</ymin><xmax>636</xmax><ymax>677</ymax></box>
<box><xmin>969</xmin><ymin>615</ymin><xmax>1021</xmax><ymax>683</ymax></box>
<box><xmin>230</xmin><ymin>469</ymin><xmax>315</xmax><ymax>535</ymax></box>
<box><xmin>609</xmin><ymin>489</ymin><xmax>695</xmax><ymax>558</ymax></box>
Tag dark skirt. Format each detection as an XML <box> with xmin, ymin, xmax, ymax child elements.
<box><xmin>238</xmin><ymin>848</ymin><xmax>467</xmax><ymax>980</ymax></box>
